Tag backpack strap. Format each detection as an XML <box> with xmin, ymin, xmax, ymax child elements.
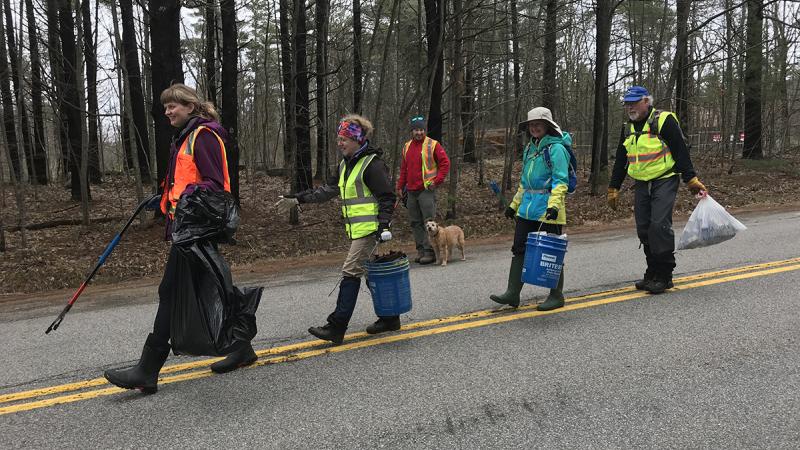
<box><xmin>649</xmin><ymin>109</ymin><xmax>662</xmax><ymax>136</ymax></box>
<box><xmin>543</xmin><ymin>145</ymin><xmax>554</xmax><ymax>172</ymax></box>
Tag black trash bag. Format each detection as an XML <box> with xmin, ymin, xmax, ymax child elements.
<box><xmin>169</xmin><ymin>241</ymin><xmax>263</xmax><ymax>356</ymax></box>
<box><xmin>172</xmin><ymin>188</ymin><xmax>240</xmax><ymax>246</ymax></box>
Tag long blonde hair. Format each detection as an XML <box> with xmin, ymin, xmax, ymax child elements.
<box><xmin>160</xmin><ymin>83</ymin><xmax>220</xmax><ymax>122</ymax></box>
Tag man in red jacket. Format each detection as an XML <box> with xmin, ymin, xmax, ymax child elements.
<box><xmin>396</xmin><ymin>115</ymin><xmax>451</xmax><ymax>264</ymax></box>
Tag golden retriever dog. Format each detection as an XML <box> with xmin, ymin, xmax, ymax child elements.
<box><xmin>424</xmin><ymin>220</ymin><xmax>466</xmax><ymax>266</ymax></box>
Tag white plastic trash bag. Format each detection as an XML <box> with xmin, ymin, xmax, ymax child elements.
<box><xmin>677</xmin><ymin>195</ymin><xmax>746</xmax><ymax>250</ymax></box>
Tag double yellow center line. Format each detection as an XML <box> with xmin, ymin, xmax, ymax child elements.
<box><xmin>2</xmin><ymin>257</ymin><xmax>799</xmax><ymax>416</ymax></box>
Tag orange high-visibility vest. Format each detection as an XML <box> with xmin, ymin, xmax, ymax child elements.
<box><xmin>160</xmin><ymin>125</ymin><xmax>231</xmax><ymax>218</ymax></box>
<box><xmin>402</xmin><ymin>137</ymin><xmax>439</xmax><ymax>188</ymax></box>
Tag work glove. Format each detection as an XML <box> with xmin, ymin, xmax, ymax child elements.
<box><xmin>607</xmin><ymin>187</ymin><xmax>619</xmax><ymax>210</ymax></box>
<box><xmin>144</xmin><ymin>194</ymin><xmax>162</xmax><ymax>211</ymax></box>
<box><xmin>376</xmin><ymin>224</ymin><xmax>392</xmax><ymax>243</ymax></box>
<box><xmin>545</xmin><ymin>207</ymin><xmax>559</xmax><ymax>221</ymax></box>
<box><xmin>504</xmin><ymin>206</ymin><xmax>517</xmax><ymax>219</ymax></box>
<box><xmin>686</xmin><ymin>177</ymin><xmax>707</xmax><ymax>196</ymax></box>
<box><xmin>274</xmin><ymin>194</ymin><xmax>300</xmax><ymax>214</ymax></box>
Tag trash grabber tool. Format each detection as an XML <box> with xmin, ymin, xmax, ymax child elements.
<box><xmin>45</xmin><ymin>194</ymin><xmax>160</xmax><ymax>334</ymax></box>
<box><xmin>489</xmin><ymin>180</ymin><xmax>509</xmax><ymax>208</ymax></box>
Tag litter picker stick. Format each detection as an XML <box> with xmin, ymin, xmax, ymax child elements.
<box><xmin>45</xmin><ymin>194</ymin><xmax>160</xmax><ymax>334</ymax></box>
<box><xmin>489</xmin><ymin>180</ymin><xmax>509</xmax><ymax>208</ymax></box>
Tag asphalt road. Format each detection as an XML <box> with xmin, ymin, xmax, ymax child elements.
<box><xmin>1</xmin><ymin>210</ymin><xmax>799</xmax><ymax>448</ymax></box>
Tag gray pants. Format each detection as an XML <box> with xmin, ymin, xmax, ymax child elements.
<box><xmin>407</xmin><ymin>189</ymin><xmax>437</xmax><ymax>252</ymax></box>
<box><xmin>634</xmin><ymin>175</ymin><xmax>679</xmax><ymax>278</ymax></box>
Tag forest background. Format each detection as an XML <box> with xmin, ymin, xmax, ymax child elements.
<box><xmin>1</xmin><ymin>0</ymin><xmax>799</xmax><ymax>294</ymax></box>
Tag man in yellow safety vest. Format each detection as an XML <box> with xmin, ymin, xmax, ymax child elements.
<box><xmin>607</xmin><ymin>86</ymin><xmax>708</xmax><ymax>294</ymax></box>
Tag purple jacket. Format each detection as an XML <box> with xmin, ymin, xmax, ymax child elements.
<box><xmin>164</xmin><ymin>117</ymin><xmax>230</xmax><ymax>239</ymax></box>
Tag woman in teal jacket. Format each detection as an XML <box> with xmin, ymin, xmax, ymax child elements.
<box><xmin>491</xmin><ymin>107</ymin><xmax>570</xmax><ymax>311</ymax></box>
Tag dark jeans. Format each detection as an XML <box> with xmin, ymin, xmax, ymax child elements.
<box><xmin>512</xmin><ymin>217</ymin><xmax>563</xmax><ymax>257</ymax></box>
<box><xmin>634</xmin><ymin>175</ymin><xmax>679</xmax><ymax>278</ymax></box>
<box><xmin>327</xmin><ymin>276</ymin><xmax>361</xmax><ymax>328</ymax></box>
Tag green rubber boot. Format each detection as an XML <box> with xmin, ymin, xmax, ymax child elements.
<box><xmin>490</xmin><ymin>256</ymin><xmax>525</xmax><ymax>307</ymax></box>
<box><xmin>537</xmin><ymin>268</ymin><xmax>565</xmax><ymax>311</ymax></box>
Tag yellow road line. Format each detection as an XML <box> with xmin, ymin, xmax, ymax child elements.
<box><xmin>2</xmin><ymin>261</ymin><xmax>798</xmax><ymax>416</ymax></box>
<box><xmin>2</xmin><ymin>256</ymin><xmax>798</xmax><ymax>406</ymax></box>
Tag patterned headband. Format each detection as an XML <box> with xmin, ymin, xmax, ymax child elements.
<box><xmin>337</xmin><ymin>121</ymin><xmax>366</xmax><ymax>144</ymax></box>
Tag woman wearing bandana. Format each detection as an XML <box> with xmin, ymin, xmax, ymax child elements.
<box><xmin>276</xmin><ymin>114</ymin><xmax>397</xmax><ymax>344</ymax></box>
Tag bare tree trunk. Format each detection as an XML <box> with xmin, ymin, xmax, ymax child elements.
<box><xmin>0</xmin><ymin>0</ymin><xmax>21</xmax><ymax>180</ymax></box>
<box><xmin>314</xmin><ymin>0</ymin><xmax>330</xmax><ymax>180</ymax></box>
<box><xmin>353</xmin><ymin>0</ymin><xmax>362</xmax><ymax>113</ymax></box>
<box><xmin>771</xmin><ymin>5</ymin><xmax>788</xmax><ymax>153</ymax></box>
<box><xmin>278</xmin><ymin>0</ymin><xmax>294</xmax><ymax>173</ymax></box>
<box><xmin>45</xmin><ymin>0</ymin><xmax>69</xmax><ymax>177</ymax></box>
<box><xmin>111</xmin><ymin>0</ymin><xmax>143</xmax><ymax>201</ymax></box>
<box><xmin>149</xmin><ymin>0</ymin><xmax>183</xmax><ymax>189</ymax></box>
<box><xmin>650</xmin><ymin>0</ymin><xmax>670</xmax><ymax>101</ymax></box>
<box><xmin>721</xmin><ymin>0</ymin><xmax>734</xmax><ymax>162</ymax></box>
<box><xmin>220</xmin><ymin>0</ymin><xmax>240</xmax><ymax>201</ymax></box>
<box><xmin>371</xmin><ymin>0</ymin><xmax>400</xmax><ymax>132</ymax></box>
<box><xmin>293</xmin><ymin>0</ymin><xmax>312</xmax><ymax>192</ymax></box>
<box><xmin>205</xmin><ymin>0</ymin><xmax>217</xmax><ymax>105</ymax></box>
<box><xmin>0</xmin><ymin>101</ymin><xmax>26</xmax><ymax>247</ymax></box>
<box><xmin>2</xmin><ymin>0</ymin><xmax>31</xmax><ymax>180</ymax></box>
<box><xmin>8</xmin><ymin>0</ymin><xmax>36</xmax><ymax>181</ymax></box>
<box><xmin>589</xmin><ymin>0</ymin><xmax>613</xmax><ymax>195</ymax></box>
<box><xmin>542</xmin><ymin>0</ymin><xmax>558</xmax><ymax>115</ymax></box>
<box><xmin>447</xmin><ymin>0</ymin><xmax>464</xmax><ymax>220</ymax></box>
<box><xmin>743</xmin><ymin>0</ymin><xmax>763</xmax><ymax>159</ymax></box>
<box><xmin>669</xmin><ymin>0</ymin><xmax>691</xmax><ymax>130</ymax></box>
<box><xmin>74</xmin><ymin>0</ymin><xmax>89</xmax><ymax>224</ymax></box>
<box><xmin>110</xmin><ymin>0</ymin><xmax>132</xmax><ymax>173</ymax></box>
<box><xmin>81</xmin><ymin>0</ymin><xmax>101</xmax><ymax>183</ymax></box>
<box><xmin>141</xmin><ymin>8</ymin><xmax>156</xmax><ymax>175</ymax></box>
<box><xmin>119</xmin><ymin>0</ymin><xmax>152</xmax><ymax>182</ymax></box>
<box><xmin>24</xmin><ymin>0</ymin><xmax>48</xmax><ymax>184</ymax></box>
<box><xmin>57</xmin><ymin>0</ymin><xmax>86</xmax><ymax>200</ymax></box>
<box><xmin>424</xmin><ymin>0</ymin><xmax>444</xmax><ymax>141</ymax></box>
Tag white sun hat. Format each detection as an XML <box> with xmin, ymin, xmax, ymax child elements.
<box><xmin>519</xmin><ymin>107</ymin><xmax>562</xmax><ymax>136</ymax></box>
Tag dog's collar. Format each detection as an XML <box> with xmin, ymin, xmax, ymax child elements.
<box><xmin>430</xmin><ymin>227</ymin><xmax>439</xmax><ymax>236</ymax></box>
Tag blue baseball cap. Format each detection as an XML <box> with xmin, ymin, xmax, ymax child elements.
<box><xmin>622</xmin><ymin>86</ymin><xmax>650</xmax><ymax>102</ymax></box>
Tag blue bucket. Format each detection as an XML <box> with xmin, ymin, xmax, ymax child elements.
<box><xmin>522</xmin><ymin>232</ymin><xmax>568</xmax><ymax>288</ymax></box>
<box><xmin>365</xmin><ymin>257</ymin><xmax>412</xmax><ymax>316</ymax></box>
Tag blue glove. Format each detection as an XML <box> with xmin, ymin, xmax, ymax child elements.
<box><xmin>145</xmin><ymin>194</ymin><xmax>162</xmax><ymax>211</ymax></box>
<box><xmin>545</xmin><ymin>207</ymin><xmax>558</xmax><ymax>220</ymax></box>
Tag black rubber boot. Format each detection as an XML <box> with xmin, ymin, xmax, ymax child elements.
<box><xmin>104</xmin><ymin>333</ymin><xmax>170</xmax><ymax>394</ymax></box>
<box><xmin>366</xmin><ymin>316</ymin><xmax>401</xmax><ymax>334</ymax></box>
<box><xmin>308</xmin><ymin>323</ymin><xmax>346</xmax><ymax>344</ymax></box>
<box><xmin>490</xmin><ymin>255</ymin><xmax>525</xmax><ymax>307</ymax></box>
<box><xmin>537</xmin><ymin>269</ymin><xmax>565</xmax><ymax>311</ymax></box>
<box><xmin>418</xmin><ymin>249</ymin><xmax>436</xmax><ymax>265</ymax></box>
<box><xmin>645</xmin><ymin>275</ymin><xmax>673</xmax><ymax>294</ymax></box>
<box><xmin>210</xmin><ymin>342</ymin><xmax>257</xmax><ymax>374</ymax></box>
<box><xmin>635</xmin><ymin>271</ymin><xmax>655</xmax><ymax>290</ymax></box>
